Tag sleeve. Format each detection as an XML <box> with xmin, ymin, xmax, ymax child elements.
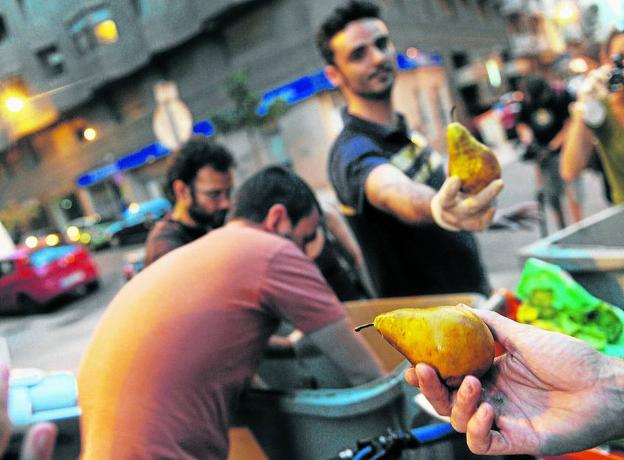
<box><xmin>330</xmin><ymin>135</ymin><xmax>388</xmax><ymax>213</ymax></box>
<box><xmin>260</xmin><ymin>242</ymin><xmax>346</xmax><ymax>334</ymax></box>
<box><xmin>144</xmin><ymin>224</ymin><xmax>184</xmax><ymax>266</ymax></box>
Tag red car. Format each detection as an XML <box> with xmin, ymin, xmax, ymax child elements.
<box><xmin>0</xmin><ymin>244</ymin><xmax>100</xmax><ymax>314</ymax></box>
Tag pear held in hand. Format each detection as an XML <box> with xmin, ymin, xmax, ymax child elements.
<box><xmin>357</xmin><ymin>305</ymin><xmax>494</xmax><ymax>387</ymax></box>
<box><xmin>447</xmin><ymin>122</ymin><xmax>501</xmax><ymax>195</ymax></box>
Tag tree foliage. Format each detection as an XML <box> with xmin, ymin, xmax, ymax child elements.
<box><xmin>209</xmin><ymin>69</ymin><xmax>288</xmax><ymax>134</ymax></box>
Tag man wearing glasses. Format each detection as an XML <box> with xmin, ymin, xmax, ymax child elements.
<box><xmin>144</xmin><ymin>136</ymin><xmax>235</xmax><ymax>266</ymax></box>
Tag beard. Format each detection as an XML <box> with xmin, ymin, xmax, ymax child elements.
<box><xmin>188</xmin><ymin>203</ymin><xmax>228</xmax><ymax>229</ymax></box>
<box><xmin>356</xmin><ymin>63</ymin><xmax>395</xmax><ymax>101</ymax></box>
<box><xmin>358</xmin><ymin>85</ymin><xmax>393</xmax><ymax>101</ymax></box>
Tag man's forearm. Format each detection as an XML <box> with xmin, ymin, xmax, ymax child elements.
<box><xmin>375</xmin><ymin>181</ymin><xmax>435</xmax><ymax>224</ymax></box>
<box><xmin>306</xmin><ymin>318</ymin><xmax>384</xmax><ymax>386</ymax></box>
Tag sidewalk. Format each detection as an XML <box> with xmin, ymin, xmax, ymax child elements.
<box><xmin>477</xmin><ymin>142</ymin><xmax>611</xmax><ymax>293</ymax></box>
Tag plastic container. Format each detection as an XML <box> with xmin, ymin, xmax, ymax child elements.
<box><xmin>236</xmin><ymin>363</ymin><xmax>417</xmax><ymax>460</ymax></box>
<box><xmin>230</xmin><ymin>293</ymin><xmax>486</xmax><ymax>460</ymax></box>
<box><xmin>518</xmin><ymin>204</ymin><xmax>624</xmax><ymax>308</ymax></box>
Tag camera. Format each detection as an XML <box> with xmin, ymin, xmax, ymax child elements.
<box><xmin>608</xmin><ymin>53</ymin><xmax>624</xmax><ymax>93</ymax></box>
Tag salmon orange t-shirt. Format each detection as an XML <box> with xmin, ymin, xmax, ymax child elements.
<box><xmin>78</xmin><ymin>225</ymin><xmax>346</xmax><ymax>459</ymax></box>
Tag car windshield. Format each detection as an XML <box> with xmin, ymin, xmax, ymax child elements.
<box><xmin>29</xmin><ymin>246</ymin><xmax>77</xmax><ymax>268</ymax></box>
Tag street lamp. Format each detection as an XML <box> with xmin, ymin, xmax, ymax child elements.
<box><xmin>5</xmin><ymin>96</ymin><xmax>24</xmax><ymax>113</ymax></box>
<box><xmin>554</xmin><ymin>0</ymin><xmax>580</xmax><ymax>26</ymax></box>
<box><xmin>83</xmin><ymin>127</ymin><xmax>97</xmax><ymax>141</ymax></box>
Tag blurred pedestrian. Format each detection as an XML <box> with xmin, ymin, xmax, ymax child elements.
<box><xmin>315</xmin><ymin>0</ymin><xmax>503</xmax><ymax>298</ymax></box>
<box><xmin>144</xmin><ymin>136</ymin><xmax>235</xmax><ymax>266</ymax></box>
<box><xmin>516</xmin><ymin>74</ymin><xmax>583</xmax><ymax>233</ymax></box>
<box><xmin>562</xmin><ymin>29</ymin><xmax>624</xmax><ymax>205</ymax></box>
<box><xmin>78</xmin><ymin>166</ymin><xmax>383</xmax><ymax>459</ymax></box>
<box><xmin>405</xmin><ymin>309</ymin><xmax>624</xmax><ymax>457</ymax></box>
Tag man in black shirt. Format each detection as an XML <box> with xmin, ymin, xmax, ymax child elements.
<box><xmin>517</xmin><ymin>75</ymin><xmax>582</xmax><ymax>231</ymax></box>
<box><xmin>316</xmin><ymin>1</ymin><xmax>503</xmax><ymax>297</ymax></box>
<box><xmin>144</xmin><ymin>137</ymin><xmax>236</xmax><ymax>266</ymax></box>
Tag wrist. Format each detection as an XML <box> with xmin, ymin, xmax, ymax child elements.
<box><xmin>600</xmin><ymin>355</ymin><xmax>624</xmax><ymax>439</ymax></box>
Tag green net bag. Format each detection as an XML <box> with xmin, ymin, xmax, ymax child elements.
<box><xmin>515</xmin><ymin>258</ymin><xmax>624</xmax><ymax>357</ymax></box>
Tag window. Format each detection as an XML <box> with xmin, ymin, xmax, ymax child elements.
<box><xmin>15</xmin><ymin>0</ymin><xmax>25</xmax><ymax>15</ymax></box>
<box><xmin>36</xmin><ymin>45</ymin><xmax>65</xmax><ymax>77</ymax></box>
<box><xmin>477</xmin><ymin>0</ymin><xmax>489</xmax><ymax>18</ymax></box>
<box><xmin>0</xmin><ymin>16</ymin><xmax>7</xmax><ymax>42</ymax></box>
<box><xmin>436</xmin><ymin>0</ymin><xmax>456</xmax><ymax>16</ymax></box>
<box><xmin>130</xmin><ymin>0</ymin><xmax>152</xmax><ymax>16</ymax></box>
<box><xmin>69</xmin><ymin>8</ymin><xmax>119</xmax><ymax>55</ymax></box>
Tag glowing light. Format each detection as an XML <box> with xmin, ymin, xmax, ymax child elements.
<box><xmin>554</xmin><ymin>1</ymin><xmax>580</xmax><ymax>25</ymax></box>
<box><xmin>127</xmin><ymin>202</ymin><xmax>140</xmax><ymax>214</ymax></box>
<box><xmin>94</xmin><ymin>20</ymin><xmax>119</xmax><ymax>44</ymax></box>
<box><xmin>569</xmin><ymin>58</ymin><xmax>588</xmax><ymax>74</ymax></box>
<box><xmin>66</xmin><ymin>226</ymin><xmax>80</xmax><ymax>241</ymax></box>
<box><xmin>5</xmin><ymin>96</ymin><xmax>24</xmax><ymax>113</ymax></box>
<box><xmin>79</xmin><ymin>233</ymin><xmax>91</xmax><ymax>244</ymax></box>
<box><xmin>486</xmin><ymin>59</ymin><xmax>502</xmax><ymax>88</ymax></box>
<box><xmin>83</xmin><ymin>127</ymin><xmax>97</xmax><ymax>141</ymax></box>
<box><xmin>45</xmin><ymin>234</ymin><xmax>60</xmax><ymax>246</ymax></box>
<box><xmin>406</xmin><ymin>47</ymin><xmax>420</xmax><ymax>59</ymax></box>
<box><xmin>25</xmin><ymin>236</ymin><xmax>38</xmax><ymax>248</ymax></box>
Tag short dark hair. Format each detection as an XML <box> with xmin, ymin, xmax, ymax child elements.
<box><xmin>316</xmin><ymin>0</ymin><xmax>381</xmax><ymax>65</ymax></box>
<box><xmin>166</xmin><ymin>136</ymin><xmax>235</xmax><ymax>197</ymax></box>
<box><xmin>230</xmin><ymin>166</ymin><xmax>321</xmax><ymax>226</ymax></box>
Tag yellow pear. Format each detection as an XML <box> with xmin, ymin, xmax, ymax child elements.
<box><xmin>447</xmin><ymin>122</ymin><xmax>501</xmax><ymax>195</ymax></box>
<box><xmin>359</xmin><ymin>305</ymin><xmax>494</xmax><ymax>386</ymax></box>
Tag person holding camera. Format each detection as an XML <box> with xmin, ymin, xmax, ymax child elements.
<box><xmin>516</xmin><ymin>75</ymin><xmax>583</xmax><ymax>232</ymax></box>
<box><xmin>561</xmin><ymin>29</ymin><xmax>624</xmax><ymax>205</ymax></box>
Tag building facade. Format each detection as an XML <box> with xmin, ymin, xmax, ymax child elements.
<box><xmin>0</xmin><ymin>0</ymin><xmax>510</xmax><ymax>232</ymax></box>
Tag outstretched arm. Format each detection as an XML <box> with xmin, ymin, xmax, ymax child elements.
<box><xmin>561</xmin><ymin>65</ymin><xmax>610</xmax><ymax>182</ymax></box>
<box><xmin>365</xmin><ymin>164</ymin><xmax>503</xmax><ymax>232</ymax></box>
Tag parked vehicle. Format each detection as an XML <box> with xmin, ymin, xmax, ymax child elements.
<box><xmin>0</xmin><ymin>244</ymin><xmax>100</xmax><ymax>314</ymax></box>
<box><xmin>64</xmin><ymin>215</ymin><xmax>113</xmax><ymax>251</ymax></box>
<box><xmin>122</xmin><ymin>248</ymin><xmax>145</xmax><ymax>281</ymax></box>
<box><xmin>20</xmin><ymin>228</ymin><xmax>67</xmax><ymax>250</ymax></box>
<box><xmin>105</xmin><ymin>198</ymin><xmax>171</xmax><ymax>247</ymax></box>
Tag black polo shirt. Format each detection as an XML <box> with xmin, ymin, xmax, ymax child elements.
<box><xmin>328</xmin><ymin>110</ymin><xmax>491</xmax><ymax>297</ymax></box>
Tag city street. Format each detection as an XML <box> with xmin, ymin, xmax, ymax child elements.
<box><xmin>0</xmin><ymin>149</ymin><xmax>612</xmax><ymax>375</ymax></box>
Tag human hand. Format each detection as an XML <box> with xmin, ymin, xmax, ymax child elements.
<box><xmin>430</xmin><ymin>177</ymin><xmax>504</xmax><ymax>232</ymax></box>
<box><xmin>0</xmin><ymin>365</ymin><xmax>57</xmax><ymax>460</ymax></box>
<box><xmin>576</xmin><ymin>65</ymin><xmax>610</xmax><ymax>103</ymax></box>
<box><xmin>404</xmin><ymin>310</ymin><xmax>622</xmax><ymax>456</ymax></box>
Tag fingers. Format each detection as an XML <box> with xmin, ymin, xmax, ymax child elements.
<box><xmin>437</xmin><ymin>176</ymin><xmax>462</xmax><ymax>208</ymax></box>
<box><xmin>413</xmin><ymin>363</ymin><xmax>454</xmax><ymax>416</ymax></box>
<box><xmin>465</xmin><ymin>179</ymin><xmax>504</xmax><ymax>213</ymax></box>
<box><xmin>456</xmin><ymin>207</ymin><xmax>497</xmax><ymax>232</ymax></box>
<box><xmin>465</xmin><ymin>403</ymin><xmax>499</xmax><ymax>455</ymax></box>
<box><xmin>450</xmin><ymin>376</ymin><xmax>482</xmax><ymax>432</ymax></box>
<box><xmin>19</xmin><ymin>423</ymin><xmax>58</xmax><ymax>460</ymax></box>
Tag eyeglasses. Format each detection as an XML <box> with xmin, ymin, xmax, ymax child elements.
<box><xmin>192</xmin><ymin>186</ymin><xmax>232</xmax><ymax>201</ymax></box>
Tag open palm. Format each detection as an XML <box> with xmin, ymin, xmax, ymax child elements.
<box><xmin>407</xmin><ymin>309</ymin><xmax>623</xmax><ymax>456</ymax></box>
